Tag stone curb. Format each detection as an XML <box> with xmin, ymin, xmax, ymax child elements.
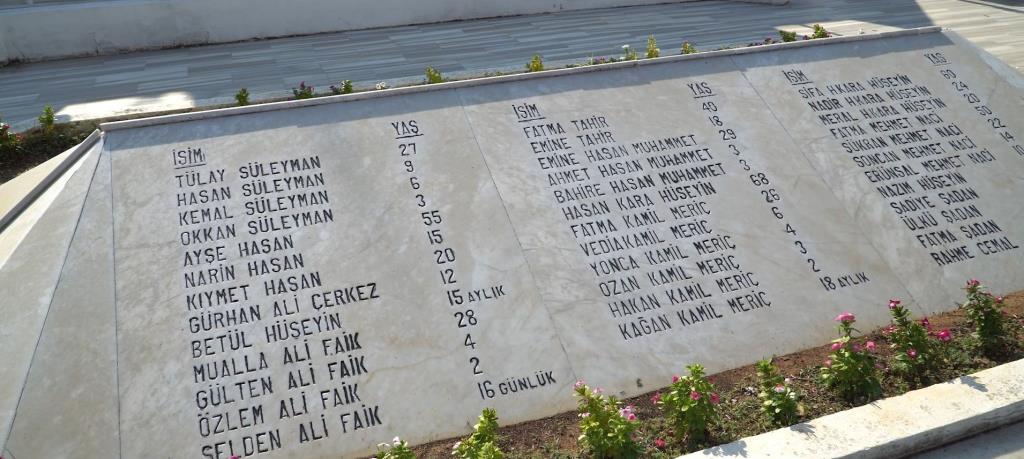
<box><xmin>679</xmin><ymin>358</ymin><xmax>1024</xmax><ymax>459</ymax></box>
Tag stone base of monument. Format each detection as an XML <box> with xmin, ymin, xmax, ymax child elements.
<box><xmin>680</xmin><ymin>358</ymin><xmax>1024</xmax><ymax>459</ymax></box>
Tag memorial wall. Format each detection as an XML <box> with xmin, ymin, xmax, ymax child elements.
<box><xmin>1</xmin><ymin>28</ymin><xmax>1022</xmax><ymax>459</ymax></box>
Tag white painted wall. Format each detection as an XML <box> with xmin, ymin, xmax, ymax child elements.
<box><xmin>0</xmin><ymin>0</ymin><xmax>783</xmax><ymax>64</ymax></box>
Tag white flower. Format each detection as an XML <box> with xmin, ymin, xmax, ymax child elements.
<box><xmin>622</xmin><ymin>44</ymin><xmax>630</xmax><ymax>49</ymax></box>
<box><xmin>375</xmin><ymin>81</ymin><xmax>389</xmax><ymax>90</ymax></box>
<box><xmin>392</xmin><ymin>436</ymin><xmax>401</xmax><ymax>445</ymax></box>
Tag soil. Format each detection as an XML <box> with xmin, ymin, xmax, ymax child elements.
<box><xmin>405</xmin><ymin>290</ymin><xmax>1024</xmax><ymax>459</ymax></box>
<box><xmin>0</xmin><ymin>121</ymin><xmax>97</xmax><ymax>184</ymax></box>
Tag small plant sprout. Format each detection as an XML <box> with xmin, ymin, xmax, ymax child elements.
<box><xmin>234</xmin><ymin>88</ymin><xmax>250</xmax><ymax>106</ymax></box>
<box><xmin>680</xmin><ymin>42</ymin><xmax>698</xmax><ymax>55</ymax></box>
<box><xmin>621</xmin><ymin>44</ymin><xmax>638</xmax><ymax>61</ymax></box>
<box><xmin>38</xmin><ymin>105</ymin><xmax>56</xmax><ymax>132</ymax></box>
<box><xmin>573</xmin><ymin>379</ymin><xmax>640</xmax><ymax>459</ymax></box>
<box><xmin>330</xmin><ymin>80</ymin><xmax>354</xmax><ymax>95</ymax></box>
<box><xmin>756</xmin><ymin>358</ymin><xmax>801</xmax><ymax>426</ymax></box>
<box><xmin>820</xmin><ymin>312</ymin><xmax>882</xmax><ymax>401</ymax></box>
<box><xmin>292</xmin><ymin>82</ymin><xmax>315</xmax><ymax>99</ymax></box>
<box><xmin>526</xmin><ymin>54</ymin><xmax>544</xmax><ymax>72</ymax></box>
<box><xmin>453</xmin><ymin>408</ymin><xmax>504</xmax><ymax>459</ymax></box>
<box><xmin>656</xmin><ymin>364</ymin><xmax>719</xmax><ymax>444</ymax></box>
<box><xmin>645</xmin><ymin>35</ymin><xmax>660</xmax><ymax>58</ymax></box>
<box><xmin>425</xmin><ymin>66</ymin><xmax>445</xmax><ymax>84</ymax></box>
<box><xmin>812</xmin><ymin>24</ymin><xmax>832</xmax><ymax>39</ymax></box>
<box><xmin>375</xmin><ymin>436</ymin><xmax>416</xmax><ymax>459</ymax></box>
<box><xmin>779</xmin><ymin>30</ymin><xmax>798</xmax><ymax>42</ymax></box>
<box><xmin>375</xmin><ymin>81</ymin><xmax>389</xmax><ymax>90</ymax></box>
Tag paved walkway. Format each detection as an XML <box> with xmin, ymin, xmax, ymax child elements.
<box><xmin>911</xmin><ymin>421</ymin><xmax>1024</xmax><ymax>458</ymax></box>
<box><xmin>1</xmin><ymin>0</ymin><xmax>1022</xmax><ymax>130</ymax></box>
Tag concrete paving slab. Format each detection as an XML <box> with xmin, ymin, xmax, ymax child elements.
<box><xmin>1</xmin><ymin>0</ymin><xmax>1022</xmax><ymax>132</ymax></box>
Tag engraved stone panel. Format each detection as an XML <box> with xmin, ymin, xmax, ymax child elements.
<box><xmin>458</xmin><ymin>56</ymin><xmax>914</xmax><ymax>394</ymax></box>
<box><xmin>734</xmin><ymin>32</ymin><xmax>1024</xmax><ymax>310</ymax></box>
<box><xmin>106</xmin><ymin>92</ymin><xmax>576</xmax><ymax>459</ymax></box>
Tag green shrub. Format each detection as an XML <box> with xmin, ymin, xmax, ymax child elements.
<box><xmin>655</xmin><ymin>363</ymin><xmax>719</xmax><ymax>444</ymax></box>
<box><xmin>886</xmin><ymin>299</ymin><xmax>945</xmax><ymax>378</ymax></box>
<box><xmin>621</xmin><ymin>44</ymin><xmax>638</xmax><ymax>61</ymax></box>
<box><xmin>574</xmin><ymin>380</ymin><xmax>640</xmax><ymax>459</ymax></box>
<box><xmin>645</xmin><ymin>35</ymin><xmax>660</xmax><ymax>59</ymax></box>
<box><xmin>812</xmin><ymin>24</ymin><xmax>831</xmax><ymax>39</ymax></box>
<box><xmin>38</xmin><ymin>105</ymin><xmax>55</xmax><ymax>132</ymax></box>
<box><xmin>756</xmin><ymin>359</ymin><xmax>800</xmax><ymax>426</ymax></box>
<box><xmin>0</xmin><ymin>120</ymin><xmax>22</xmax><ymax>157</ymax></box>
<box><xmin>962</xmin><ymin>280</ymin><xmax>1013</xmax><ymax>357</ymax></box>
<box><xmin>820</xmin><ymin>312</ymin><xmax>882</xmax><ymax>401</ymax></box>
<box><xmin>453</xmin><ymin>408</ymin><xmax>504</xmax><ymax>459</ymax></box>
<box><xmin>234</xmin><ymin>88</ymin><xmax>250</xmax><ymax>106</ymax></box>
<box><xmin>680</xmin><ymin>42</ymin><xmax>698</xmax><ymax>55</ymax></box>
<box><xmin>376</xmin><ymin>437</ymin><xmax>416</xmax><ymax>459</ymax></box>
<box><xmin>331</xmin><ymin>80</ymin><xmax>354</xmax><ymax>95</ymax></box>
<box><xmin>779</xmin><ymin>30</ymin><xmax>798</xmax><ymax>42</ymax></box>
<box><xmin>526</xmin><ymin>54</ymin><xmax>544</xmax><ymax>72</ymax></box>
<box><xmin>425</xmin><ymin>66</ymin><xmax>445</xmax><ymax>84</ymax></box>
<box><xmin>292</xmin><ymin>82</ymin><xmax>315</xmax><ymax>99</ymax></box>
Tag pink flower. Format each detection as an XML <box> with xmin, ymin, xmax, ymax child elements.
<box><xmin>774</xmin><ymin>384</ymin><xmax>785</xmax><ymax>393</ymax></box>
<box><xmin>865</xmin><ymin>341</ymin><xmax>877</xmax><ymax>351</ymax></box>
<box><xmin>593</xmin><ymin>387</ymin><xmax>603</xmax><ymax>395</ymax></box>
<box><xmin>936</xmin><ymin>329</ymin><xmax>952</xmax><ymax>342</ymax></box>
<box><xmin>690</xmin><ymin>391</ymin><xmax>701</xmax><ymax>401</ymax></box>
<box><xmin>651</xmin><ymin>392</ymin><xmax>662</xmax><ymax>404</ymax></box>
<box><xmin>882</xmin><ymin>325</ymin><xmax>896</xmax><ymax>335</ymax></box>
<box><xmin>654</xmin><ymin>438</ymin><xmax>667</xmax><ymax>449</ymax></box>
<box><xmin>574</xmin><ymin>379</ymin><xmax>586</xmax><ymax>390</ymax></box>
<box><xmin>835</xmin><ymin>312</ymin><xmax>855</xmax><ymax>323</ymax></box>
<box><xmin>996</xmin><ymin>296</ymin><xmax>1004</xmax><ymax>304</ymax></box>
<box><xmin>830</xmin><ymin>342</ymin><xmax>842</xmax><ymax>351</ymax></box>
<box><xmin>907</xmin><ymin>348</ymin><xmax>918</xmax><ymax>359</ymax></box>
<box><xmin>921</xmin><ymin>318</ymin><xmax>931</xmax><ymax>329</ymax></box>
<box><xmin>966</xmin><ymin>279</ymin><xmax>980</xmax><ymax>288</ymax></box>
<box><xmin>672</xmin><ymin>375</ymin><xmax>680</xmax><ymax>383</ymax></box>
<box><xmin>619</xmin><ymin>405</ymin><xmax>637</xmax><ymax>421</ymax></box>
<box><xmin>888</xmin><ymin>299</ymin><xmax>901</xmax><ymax>309</ymax></box>
<box><xmin>851</xmin><ymin>343</ymin><xmax>862</xmax><ymax>352</ymax></box>
<box><xmin>823</xmin><ymin>359</ymin><xmax>832</xmax><ymax>367</ymax></box>
<box><xmin>230</xmin><ymin>456</ymin><xmax>240</xmax><ymax>459</ymax></box>
<box><xmin>710</xmin><ymin>392</ymin><xmax>721</xmax><ymax>404</ymax></box>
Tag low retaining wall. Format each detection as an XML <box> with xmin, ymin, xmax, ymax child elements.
<box><xmin>0</xmin><ymin>0</ymin><xmax>781</xmax><ymax>64</ymax></box>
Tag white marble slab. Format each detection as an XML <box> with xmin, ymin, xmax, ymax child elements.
<box><xmin>105</xmin><ymin>91</ymin><xmax>576</xmax><ymax>459</ymax></box>
<box><xmin>5</xmin><ymin>151</ymin><xmax>118</xmax><ymax>459</ymax></box>
<box><xmin>2</xmin><ymin>28</ymin><xmax>1022</xmax><ymax>459</ymax></box>
<box><xmin>733</xmin><ymin>31</ymin><xmax>1024</xmax><ymax>310</ymax></box>
<box><xmin>0</xmin><ymin>142</ymin><xmax>101</xmax><ymax>449</ymax></box>
<box><xmin>458</xmin><ymin>55</ymin><xmax>913</xmax><ymax>396</ymax></box>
